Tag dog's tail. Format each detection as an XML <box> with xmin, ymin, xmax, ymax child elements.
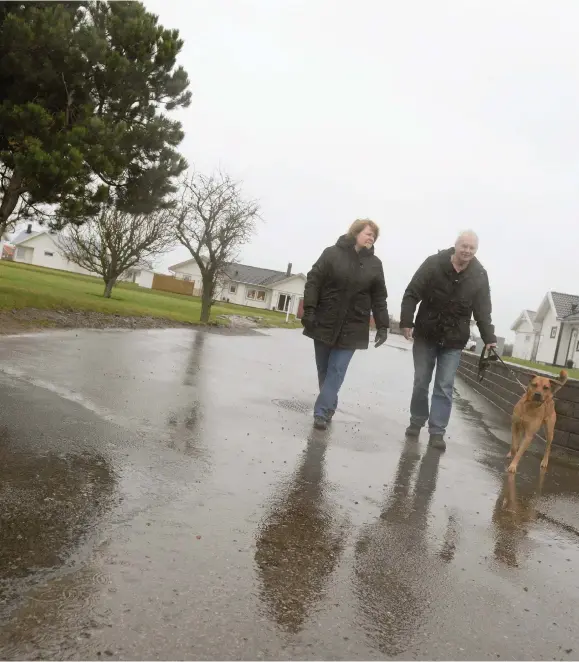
<box><xmin>551</xmin><ymin>369</ymin><xmax>568</xmax><ymax>394</ymax></box>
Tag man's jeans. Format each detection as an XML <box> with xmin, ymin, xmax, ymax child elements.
<box><xmin>410</xmin><ymin>338</ymin><xmax>462</xmax><ymax>436</ymax></box>
<box><xmin>314</xmin><ymin>340</ymin><xmax>355</xmax><ymax>419</ymax></box>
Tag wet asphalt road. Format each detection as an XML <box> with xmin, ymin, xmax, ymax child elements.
<box><xmin>1</xmin><ymin>329</ymin><xmax>579</xmax><ymax>660</ymax></box>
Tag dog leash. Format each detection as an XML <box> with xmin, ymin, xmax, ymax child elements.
<box><xmin>478</xmin><ymin>346</ymin><xmax>527</xmax><ymax>391</ymax></box>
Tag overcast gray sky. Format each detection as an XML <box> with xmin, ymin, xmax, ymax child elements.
<box><xmin>146</xmin><ymin>0</ymin><xmax>579</xmax><ymax>338</ymax></box>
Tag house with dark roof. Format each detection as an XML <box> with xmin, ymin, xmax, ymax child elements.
<box><xmin>511</xmin><ymin>292</ymin><xmax>579</xmax><ymax>366</ymax></box>
<box><xmin>169</xmin><ymin>258</ymin><xmax>306</xmax><ymax>315</ymax></box>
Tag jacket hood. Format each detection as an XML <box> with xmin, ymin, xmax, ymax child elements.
<box><xmin>336</xmin><ymin>234</ymin><xmax>375</xmax><ymax>257</ymax></box>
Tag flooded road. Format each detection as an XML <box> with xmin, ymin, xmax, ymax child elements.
<box><xmin>0</xmin><ymin>328</ymin><xmax>578</xmax><ymax>660</ymax></box>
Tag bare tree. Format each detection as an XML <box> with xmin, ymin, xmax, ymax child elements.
<box><xmin>59</xmin><ymin>208</ymin><xmax>175</xmax><ymax>298</ymax></box>
<box><xmin>173</xmin><ymin>171</ymin><xmax>260</xmax><ymax>322</ymax></box>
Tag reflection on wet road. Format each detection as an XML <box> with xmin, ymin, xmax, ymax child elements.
<box><xmin>354</xmin><ymin>441</ymin><xmax>457</xmax><ymax>657</ymax></box>
<box><xmin>0</xmin><ymin>328</ymin><xmax>578</xmax><ymax>659</ymax></box>
<box><xmin>165</xmin><ymin>329</ymin><xmax>206</xmax><ymax>458</ymax></box>
<box><xmin>0</xmin><ymin>444</ymin><xmax>116</xmax><ymax>601</ymax></box>
<box><xmin>255</xmin><ymin>434</ymin><xmax>347</xmax><ymax>633</ymax></box>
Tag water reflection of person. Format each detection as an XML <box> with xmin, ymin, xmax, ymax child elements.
<box><xmin>353</xmin><ymin>439</ymin><xmax>459</xmax><ymax>657</ymax></box>
<box><xmin>492</xmin><ymin>472</ymin><xmax>543</xmax><ymax>568</ymax></box>
<box><xmin>254</xmin><ymin>435</ymin><xmax>346</xmax><ymax>634</ymax></box>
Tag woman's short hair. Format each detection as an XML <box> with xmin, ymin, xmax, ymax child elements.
<box><xmin>347</xmin><ymin>218</ymin><xmax>380</xmax><ymax>241</ymax></box>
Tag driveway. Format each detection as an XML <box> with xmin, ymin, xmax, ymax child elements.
<box><xmin>0</xmin><ymin>328</ymin><xmax>578</xmax><ymax>660</ymax></box>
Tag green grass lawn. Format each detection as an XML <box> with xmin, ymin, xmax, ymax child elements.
<box><xmin>503</xmin><ymin>355</ymin><xmax>579</xmax><ymax>380</ymax></box>
<box><xmin>0</xmin><ymin>261</ymin><xmax>301</xmax><ymax>328</ymax></box>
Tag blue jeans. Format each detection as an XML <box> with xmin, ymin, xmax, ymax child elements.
<box><xmin>313</xmin><ymin>340</ymin><xmax>355</xmax><ymax>418</ymax></box>
<box><xmin>410</xmin><ymin>338</ymin><xmax>462</xmax><ymax>436</ymax></box>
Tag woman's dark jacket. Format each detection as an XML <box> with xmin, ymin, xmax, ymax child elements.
<box><xmin>400</xmin><ymin>247</ymin><xmax>496</xmax><ymax>349</ymax></box>
<box><xmin>302</xmin><ymin>235</ymin><xmax>389</xmax><ymax>350</ymax></box>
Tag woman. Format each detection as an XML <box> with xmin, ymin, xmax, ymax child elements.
<box><xmin>302</xmin><ymin>219</ymin><xmax>389</xmax><ymax>430</ymax></box>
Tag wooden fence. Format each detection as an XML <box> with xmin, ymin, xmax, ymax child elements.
<box><xmin>152</xmin><ymin>274</ymin><xmax>194</xmax><ymax>296</ymax></box>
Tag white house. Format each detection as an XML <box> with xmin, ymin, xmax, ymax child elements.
<box><xmin>169</xmin><ymin>259</ymin><xmax>306</xmax><ymax>315</ymax></box>
<box><xmin>511</xmin><ymin>291</ymin><xmax>579</xmax><ymax>367</ymax></box>
<box><xmin>510</xmin><ymin>309</ymin><xmax>541</xmax><ymax>361</ymax></box>
<box><xmin>12</xmin><ymin>226</ymin><xmax>93</xmax><ymax>275</ymax></box>
<box><xmin>11</xmin><ymin>224</ymin><xmax>156</xmax><ymax>288</ymax></box>
<box><xmin>123</xmin><ymin>266</ymin><xmax>155</xmax><ymax>289</ymax></box>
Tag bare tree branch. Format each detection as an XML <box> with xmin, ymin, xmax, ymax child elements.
<box><xmin>172</xmin><ymin>171</ymin><xmax>260</xmax><ymax>322</ymax></box>
<box><xmin>59</xmin><ymin>208</ymin><xmax>175</xmax><ymax>298</ymax></box>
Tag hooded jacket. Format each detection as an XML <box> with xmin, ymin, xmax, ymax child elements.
<box><xmin>400</xmin><ymin>247</ymin><xmax>496</xmax><ymax>349</ymax></box>
<box><xmin>302</xmin><ymin>235</ymin><xmax>389</xmax><ymax>350</ymax></box>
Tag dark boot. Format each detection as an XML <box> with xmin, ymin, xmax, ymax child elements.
<box><xmin>314</xmin><ymin>416</ymin><xmax>328</xmax><ymax>430</ymax></box>
<box><xmin>405</xmin><ymin>423</ymin><xmax>421</xmax><ymax>438</ymax></box>
<box><xmin>326</xmin><ymin>409</ymin><xmax>336</xmax><ymax>423</ymax></box>
<box><xmin>429</xmin><ymin>434</ymin><xmax>446</xmax><ymax>451</ymax></box>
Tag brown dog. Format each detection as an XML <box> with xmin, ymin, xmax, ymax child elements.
<box><xmin>507</xmin><ymin>370</ymin><xmax>568</xmax><ymax>473</ymax></box>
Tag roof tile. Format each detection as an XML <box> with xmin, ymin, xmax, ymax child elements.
<box><xmin>551</xmin><ymin>292</ymin><xmax>579</xmax><ymax>319</ymax></box>
<box><xmin>224</xmin><ymin>263</ymin><xmax>289</xmax><ymax>287</ymax></box>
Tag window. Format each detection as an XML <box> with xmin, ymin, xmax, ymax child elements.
<box><xmin>246</xmin><ymin>288</ymin><xmax>266</xmax><ymax>301</ymax></box>
<box><xmin>524</xmin><ymin>335</ymin><xmax>531</xmax><ymax>343</ymax></box>
<box><xmin>229</xmin><ymin>283</ymin><xmax>237</xmax><ymax>294</ymax></box>
<box><xmin>44</xmin><ymin>251</ymin><xmax>54</xmax><ymax>257</ymax></box>
<box><xmin>16</xmin><ymin>247</ymin><xmax>26</xmax><ymax>258</ymax></box>
<box><xmin>576</xmin><ymin>340</ymin><xmax>579</xmax><ymax>353</ymax></box>
<box><xmin>550</xmin><ymin>326</ymin><xmax>557</xmax><ymax>339</ymax></box>
<box><xmin>182</xmin><ymin>274</ymin><xmax>192</xmax><ymax>282</ymax></box>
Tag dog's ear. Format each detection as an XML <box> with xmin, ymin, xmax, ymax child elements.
<box><xmin>527</xmin><ymin>375</ymin><xmax>538</xmax><ymax>386</ymax></box>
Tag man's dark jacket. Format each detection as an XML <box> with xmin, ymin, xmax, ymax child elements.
<box><xmin>302</xmin><ymin>235</ymin><xmax>389</xmax><ymax>350</ymax></box>
<box><xmin>400</xmin><ymin>247</ymin><xmax>496</xmax><ymax>349</ymax></box>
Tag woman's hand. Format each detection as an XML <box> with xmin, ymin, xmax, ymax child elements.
<box><xmin>374</xmin><ymin>328</ymin><xmax>388</xmax><ymax>348</ymax></box>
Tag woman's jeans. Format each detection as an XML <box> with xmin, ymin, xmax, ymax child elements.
<box><xmin>313</xmin><ymin>340</ymin><xmax>355</xmax><ymax>419</ymax></box>
<box><xmin>410</xmin><ymin>338</ymin><xmax>462</xmax><ymax>436</ymax></box>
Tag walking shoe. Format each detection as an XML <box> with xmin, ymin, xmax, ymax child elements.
<box><xmin>405</xmin><ymin>423</ymin><xmax>421</xmax><ymax>438</ymax></box>
<box><xmin>429</xmin><ymin>434</ymin><xmax>446</xmax><ymax>451</ymax></box>
<box><xmin>313</xmin><ymin>416</ymin><xmax>328</xmax><ymax>430</ymax></box>
<box><xmin>326</xmin><ymin>409</ymin><xmax>336</xmax><ymax>423</ymax></box>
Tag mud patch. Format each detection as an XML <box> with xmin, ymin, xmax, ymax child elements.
<box><xmin>216</xmin><ymin>314</ymin><xmax>261</xmax><ymax>328</ymax></box>
<box><xmin>0</xmin><ymin>309</ymin><xmax>270</xmax><ymax>336</ymax></box>
<box><xmin>0</xmin><ymin>309</ymin><xmax>194</xmax><ymax>335</ymax></box>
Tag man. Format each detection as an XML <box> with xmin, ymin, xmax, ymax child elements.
<box><xmin>400</xmin><ymin>230</ymin><xmax>496</xmax><ymax>451</ymax></box>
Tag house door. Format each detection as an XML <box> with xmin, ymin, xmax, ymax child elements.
<box><xmin>278</xmin><ymin>293</ymin><xmax>291</xmax><ymax>312</ymax></box>
<box><xmin>567</xmin><ymin>328</ymin><xmax>578</xmax><ymax>366</ymax></box>
<box><xmin>530</xmin><ymin>333</ymin><xmax>541</xmax><ymax>362</ymax></box>
<box><xmin>297</xmin><ymin>297</ymin><xmax>304</xmax><ymax>319</ymax></box>
<box><xmin>16</xmin><ymin>246</ymin><xmax>33</xmax><ymax>263</ymax></box>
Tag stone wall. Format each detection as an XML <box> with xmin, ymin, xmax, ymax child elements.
<box><xmin>457</xmin><ymin>352</ymin><xmax>579</xmax><ymax>452</ymax></box>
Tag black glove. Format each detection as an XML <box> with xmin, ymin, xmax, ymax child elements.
<box><xmin>374</xmin><ymin>328</ymin><xmax>388</xmax><ymax>348</ymax></box>
<box><xmin>301</xmin><ymin>314</ymin><xmax>316</xmax><ymax>332</ymax></box>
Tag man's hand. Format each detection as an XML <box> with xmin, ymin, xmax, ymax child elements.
<box><xmin>401</xmin><ymin>327</ymin><xmax>413</xmax><ymax>341</ymax></box>
<box><xmin>485</xmin><ymin>342</ymin><xmax>497</xmax><ymax>351</ymax></box>
<box><xmin>374</xmin><ymin>328</ymin><xmax>388</xmax><ymax>348</ymax></box>
<box><xmin>301</xmin><ymin>314</ymin><xmax>316</xmax><ymax>332</ymax></box>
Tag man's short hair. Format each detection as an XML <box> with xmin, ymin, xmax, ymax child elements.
<box><xmin>456</xmin><ymin>230</ymin><xmax>479</xmax><ymax>246</ymax></box>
